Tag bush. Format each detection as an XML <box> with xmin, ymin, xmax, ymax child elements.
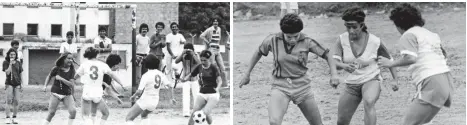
<box><xmin>178</xmin><ymin>2</ymin><xmax>230</xmax><ymax>36</ymax></box>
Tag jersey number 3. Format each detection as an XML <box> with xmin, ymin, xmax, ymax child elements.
<box><xmin>90</xmin><ymin>66</ymin><xmax>99</xmax><ymax>80</ymax></box>
<box><xmin>154</xmin><ymin>75</ymin><xmax>161</xmax><ymax>89</ymax></box>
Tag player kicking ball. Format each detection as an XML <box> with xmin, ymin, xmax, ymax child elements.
<box><xmin>125</xmin><ymin>54</ymin><xmax>176</xmax><ymax>125</ymax></box>
<box><xmin>74</xmin><ymin>47</ymin><xmax>125</xmax><ymax>125</ymax></box>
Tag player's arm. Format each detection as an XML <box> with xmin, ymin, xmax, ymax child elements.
<box><xmin>130</xmin><ymin>75</ymin><xmax>147</xmax><ymax>100</ymax></box>
<box><xmin>331</xmin><ymin>38</ymin><xmax>349</xmax><ymax>70</ymax></box>
<box><xmin>378</xmin><ymin>33</ymin><xmax>418</xmax><ymax>68</ymax></box>
<box><xmin>107</xmin><ymin>72</ymin><xmax>125</xmax><ymax>90</ymax></box>
<box><xmin>310</xmin><ymin>39</ymin><xmax>338</xmax><ymax>77</ymax></box>
<box><xmin>377</xmin><ymin>42</ymin><xmax>398</xmax><ymax>80</ymax></box>
<box><xmin>3</xmin><ymin>61</ymin><xmax>11</xmax><ymax>75</ymax></box>
<box><xmin>182</xmin><ymin>64</ymin><xmax>200</xmax><ymax>81</ymax></box>
<box><xmin>55</xmin><ymin>75</ymin><xmax>74</xmax><ymax>87</ymax></box>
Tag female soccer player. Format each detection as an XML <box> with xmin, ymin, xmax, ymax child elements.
<box><xmin>3</xmin><ymin>48</ymin><xmax>23</xmax><ymax>124</ymax></box>
<box><xmin>378</xmin><ymin>3</ymin><xmax>453</xmax><ymax>125</ymax></box>
<box><xmin>125</xmin><ymin>54</ymin><xmax>175</xmax><ymax>125</ymax></box>
<box><xmin>183</xmin><ymin>50</ymin><xmax>221</xmax><ymax>125</ymax></box>
<box><xmin>41</xmin><ymin>52</ymin><xmax>77</xmax><ymax>125</ymax></box>
<box><xmin>91</xmin><ymin>54</ymin><xmax>126</xmax><ymax>125</ymax></box>
<box><xmin>175</xmin><ymin>43</ymin><xmax>201</xmax><ymax>117</ymax></box>
<box><xmin>74</xmin><ymin>47</ymin><xmax>124</xmax><ymax>125</ymax></box>
<box><xmin>332</xmin><ymin>7</ymin><xmax>398</xmax><ymax>125</ymax></box>
<box><xmin>238</xmin><ymin>13</ymin><xmax>341</xmax><ymax>125</ymax></box>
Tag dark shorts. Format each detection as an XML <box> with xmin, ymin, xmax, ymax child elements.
<box><xmin>344</xmin><ymin>75</ymin><xmax>381</xmax><ymax>98</ymax></box>
<box><xmin>271</xmin><ymin>75</ymin><xmax>314</xmax><ymax>104</ymax></box>
<box><xmin>414</xmin><ymin>72</ymin><xmax>453</xmax><ymax>108</ymax></box>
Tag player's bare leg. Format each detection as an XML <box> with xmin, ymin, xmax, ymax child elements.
<box><xmin>125</xmin><ymin>103</ymin><xmax>144</xmax><ymax>125</ymax></box>
<box><xmin>203</xmin><ymin>95</ymin><xmax>219</xmax><ymax>125</ymax></box>
<box><xmin>268</xmin><ymin>89</ymin><xmax>291</xmax><ymax>125</ymax></box>
<box><xmin>337</xmin><ymin>88</ymin><xmax>362</xmax><ymax>125</ymax></box>
<box><xmin>188</xmin><ymin>95</ymin><xmax>207</xmax><ymax>125</ymax></box>
<box><xmin>297</xmin><ymin>94</ymin><xmax>324</xmax><ymax>125</ymax></box>
<box><xmin>62</xmin><ymin>96</ymin><xmax>77</xmax><ymax>125</ymax></box>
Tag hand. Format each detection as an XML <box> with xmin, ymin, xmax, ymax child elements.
<box><xmin>130</xmin><ymin>96</ymin><xmax>137</xmax><ymax>102</ymax></box>
<box><xmin>329</xmin><ymin>75</ymin><xmax>341</xmax><ymax>89</ymax></box>
<box><xmin>171</xmin><ymin>98</ymin><xmax>177</xmax><ymax>105</ymax></box>
<box><xmin>55</xmin><ymin>76</ymin><xmax>64</xmax><ymax>81</ymax></box>
<box><xmin>42</xmin><ymin>86</ymin><xmax>47</xmax><ymax>92</ymax></box>
<box><xmin>377</xmin><ymin>56</ymin><xmax>393</xmax><ymax>68</ymax></box>
<box><xmin>342</xmin><ymin>64</ymin><xmax>357</xmax><ymax>73</ymax></box>
<box><xmin>389</xmin><ymin>79</ymin><xmax>399</xmax><ymax>91</ymax></box>
<box><xmin>239</xmin><ymin>74</ymin><xmax>250</xmax><ymax>88</ymax></box>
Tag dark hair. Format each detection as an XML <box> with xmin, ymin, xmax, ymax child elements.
<box><xmin>389</xmin><ymin>3</ymin><xmax>425</xmax><ymax>30</ymax></box>
<box><xmin>66</xmin><ymin>31</ymin><xmax>74</xmax><ymax>37</ymax></box>
<box><xmin>98</xmin><ymin>26</ymin><xmax>107</xmax><ymax>32</ymax></box>
<box><xmin>106</xmin><ymin>54</ymin><xmax>122</xmax><ymax>68</ymax></box>
<box><xmin>184</xmin><ymin>43</ymin><xmax>195</xmax><ymax>51</ymax></box>
<box><xmin>200</xmin><ymin>50</ymin><xmax>212</xmax><ymax>59</ymax></box>
<box><xmin>139</xmin><ymin>23</ymin><xmax>149</xmax><ymax>33</ymax></box>
<box><xmin>170</xmin><ymin>22</ymin><xmax>179</xmax><ymax>28</ymax></box>
<box><xmin>342</xmin><ymin>7</ymin><xmax>367</xmax><ymax>32</ymax></box>
<box><xmin>280</xmin><ymin>13</ymin><xmax>303</xmax><ymax>33</ymax></box>
<box><xmin>5</xmin><ymin>48</ymin><xmax>18</xmax><ymax>61</ymax></box>
<box><xmin>10</xmin><ymin>40</ymin><xmax>19</xmax><ymax>47</ymax></box>
<box><xmin>83</xmin><ymin>47</ymin><xmax>99</xmax><ymax>59</ymax></box>
<box><xmin>211</xmin><ymin>18</ymin><xmax>221</xmax><ymax>25</ymax></box>
<box><xmin>50</xmin><ymin>52</ymin><xmax>75</xmax><ymax>79</ymax></box>
<box><xmin>155</xmin><ymin>22</ymin><xmax>165</xmax><ymax>29</ymax></box>
<box><xmin>144</xmin><ymin>54</ymin><xmax>160</xmax><ymax>70</ymax></box>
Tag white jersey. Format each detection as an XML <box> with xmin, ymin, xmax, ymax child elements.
<box><xmin>77</xmin><ymin>59</ymin><xmax>112</xmax><ymax>98</ymax></box>
<box><xmin>138</xmin><ymin>69</ymin><xmax>173</xmax><ymax>100</ymax></box>
<box><xmin>166</xmin><ymin>33</ymin><xmax>186</xmax><ymax>56</ymax></box>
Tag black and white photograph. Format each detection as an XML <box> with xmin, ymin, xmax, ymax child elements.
<box><xmin>233</xmin><ymin>2</ymin><xmax>466</xmax><ymax>125</ymax></box>
<box><xmin>0</xmin><ymin>2</ymin><xmax>231</xmax><ymax>125</ymax></box>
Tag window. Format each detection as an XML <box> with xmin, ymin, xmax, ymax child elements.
<box><xmin>80</xmin><ymin>25</ymin><xmax>86</xmax><ymax>37</ymax></box>
<box><xmin>27</xmin><ymin>2</ymin><xmax>39</xmax><ymax>8</ymax></box>
<box><xmin>27</xmin><ymin>24</ymin><xmax>38</xmax><ymax>36</ymax></box>
<box><xmin>51</xmin><ymin>24</ymin><xmax>62</xmax><ymax>37</ymax></box>
<box><xmin>98</xmin><ymin>2</ymin><xmax>115</xmax><ymax>10</ymax></box>
<box><xmin>51</xmin><ymin>2</ymin><xmax>62</xmax><ymax>9</ymax></box>
<box><xmin>79</xmin><ymin>2</ymin><xmax>86</xmax><ymax>10</ymax></box>
<box><xmin>3</xmin><ymin>5</ymin><xmax>14</xmax><ymax>8</ymax></box>
<box><xmin>3</xmin><ymin>23</ymin><xmax>14</xmax><ymax>36</ymax></box>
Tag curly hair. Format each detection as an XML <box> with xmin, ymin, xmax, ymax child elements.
<box><xmin>155</xmin><ymin>22</ymin><xmax>165</xmax><ymax>29</ymax></box>
<box><xmin>342</xmin><ymin>7</ymin><xmax>367</xmax><ymax>32</ymax></box>
<box><xmin>139</xmin><ymin>23</ymin><xmax>149</xmax><ymax>33</ymax></box>
<box><xmin>280</xmin><ymin>13</ymin><xmax>303</xmax><ymax>33</ymax></box>
<box><xmin>389</xmin><ymin>3</ymin><xmax>425</xmax><ymax>30</ymax></box>
<box><xmin>83</xmin><ymin>47</ymin><xmax>99</xmax><ymax>59</ymax></box>
<box><xmin>10</xmin><ymin>39</ymin><xmax>19</xmax><ymax>47</ymax></box>
<box><xmin>98</xmin><ymin>26</ymin><xmax>107</xmax><ymax>32</ymax></box>
<box><xmin>170</xmin><ymin>22</ymin><xmax>179</xmax><ymax>29</ymax></box>
<box><xmin>66</xmin><ymin>31</ymin><xmax>74</xmax><ymax>37</ymax></box>
<box><xmin>106</xmin><ymin>54</ymin><xmax>122</xmax><ymax>68</ymax></box>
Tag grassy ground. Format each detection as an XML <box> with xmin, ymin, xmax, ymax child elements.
<box><xmin>0</xmin><ymin>85</ymin><xmax>231</xmax><ymax>125</ymax></box>
<box><xmin>233</xmin><ymin>10</ymin><xmax>466</xmax><ymax>125</ymax></box>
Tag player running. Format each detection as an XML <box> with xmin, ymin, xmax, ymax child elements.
<box><xmin>332</xmin><ymin>7</ymin><xmax>398</xmax><ymax>125</ymax></box>
<box><xmin>90</xmin><ymin>54</ymin><xmax>126</xmax><ymax>125</ymax></box>
<box><xmin>184</xmin><ymin>50</ymin><xmax>221</xmax><ymax>125</ymax></box>
<box><xmin>175</xmin><ymin>43</ymin><xmax>201</xmax><ymax>117</ymax></box>
<box><xmin>3</xmin><ymin>48</ymin><xmax>23</xmax><ymax>124</ymax></box>
<box><xmin>74</xmin><ymin>47</ymin><xmax>124</xmax><ymax>125</ymax></box>
<box><xmin>125</xmin><ymin>54</ymin><xmax>176</xmax><ymax>125</ymax></box>
<box><xmin>41</xmin><ymin>52</ymin><xmax>77</xmax><ymax>125</ymax></box>
<box><xmin>378</xmin><ymin>3</ymin><xmax>453</xmax><ymax>125</ymax></box>
<box><xmin>238</xmin><ymin>13</ymin><xmax>341</xmax><ymax>125</ymax></box>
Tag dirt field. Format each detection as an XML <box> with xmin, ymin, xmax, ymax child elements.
<box><xmin>233</xmin><ymin>10</ymin><xmax>466</xmax><ymax>125</ymax></box>
<box><xmin>0</xmin><ymin>85</ymin><xmax>231</xmax><ymax>125</ymax></box>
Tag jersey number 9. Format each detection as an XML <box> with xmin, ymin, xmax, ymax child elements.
<box><xmin>154</xmin><ymin>75</ymin><xmax>161</xmax><ymax>89</ymax></box>
<box><xmin>90</xmin><ymin>66</ymin><xmax>99</xmax><ymax>80</ymax></box>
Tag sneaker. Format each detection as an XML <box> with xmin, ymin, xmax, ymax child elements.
<box><xmin>5</xmin><ymin>118</ymin><xmax>10</xmax><ymax>124</ymax></box>
<box><xmin>11</xmin><ymin>117</ymin><xmax>17</xmax><ymax>124</ymax></box>
<box><xmin>183</xmin><ymin>113</ymin><xmax>190</xmax><ymax>117</ymax></box>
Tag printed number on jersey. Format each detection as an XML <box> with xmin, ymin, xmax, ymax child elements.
<box><xmin>154</xmin><ymin>75</ymin><xmax>162</xmax><ymax>89</ymax></box>
<box><xmin>90</xmin><ymin>66</ymin><xmax>99</xmax><ymax>80</ymax></box>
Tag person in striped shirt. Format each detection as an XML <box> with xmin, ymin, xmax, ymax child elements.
<box><xmin>201</xmin><ymin>18</ymin><xmax>228</xmax><ymax>88</ymax></box>
<box><xmin>239</xmin><ymin>13</ymin><xmax>341</xmax><ymax>125</ymax></box>
<box><xmin>332</xmin><ymin>7</ymin><xmax>398</xmax><ymax>125</ymax></box>
<box><xmin>378</xmin><ymin>3</ymin><xmax>453</xmax><ymax>125</ymax></box>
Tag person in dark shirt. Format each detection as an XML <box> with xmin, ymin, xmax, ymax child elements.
<box><xmin>149</xmin><ymin>22</ymin><xmax>167</xmax><ymax>71</ymax></box>
<box><xmin>182</xmin><ymin>50</ymin><xmax>221</xmax><ymax>125</ymax></box>
<box><xmin>2</xmin><ymin>48</ymin><xmax>23</xmax><ymax>124</ymax></box>
<box><xmin>41</xmin><ymin>52</ymin><xmax>77</xmax><ymax>125</ymax></box>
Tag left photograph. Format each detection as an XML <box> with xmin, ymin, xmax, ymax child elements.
<box><xmin>0</xmin><ymin>2</ymin><xmax>231</xmax><ymax>125</ymax></box>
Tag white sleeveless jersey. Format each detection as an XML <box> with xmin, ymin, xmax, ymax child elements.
<box><xmin>399</xmin><ymin>26</ymin><xmax>450</xmax><ymax>85</ymax></box>
<box><xmin>138</xmin><ymin>69</ymin><xmax>173</xmax><ymax>100</ymax></box>
<box><xmin>339</xmin><ymin>32</ymin><xmax>382</xmax><ymax>84</ymax></box>
<box><xmin>77</xmin><ymin>59</ymin><xmax>111</xmax><ymax>97</ymax></box>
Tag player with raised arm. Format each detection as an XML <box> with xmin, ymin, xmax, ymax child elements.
<box><xmin>125</xmin><ymin>54</ymin><xmax>176</xmax><ymax>125</ymax></box>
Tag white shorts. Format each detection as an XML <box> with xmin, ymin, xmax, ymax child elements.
<box><xmin>198</xmin><ymin>93</ymin><xmax>220</xmax><ymax>101</ymax></box>
<box><xmin>82</xmin><ymin>88</ymin><xmax>104</xmax><ymax>103</ymax></box>
<box><xmin>82</xmin><ymin>96</ymin><xmax>103</xmax><ymax>103</ymax></box>
<box><xmin>52</xmin><ymin>93</ymin><xmax>68</xmax><ymax>100</ymax></box>
<box><xmin>136</xmin><ymin>97</ymin><xmax>160</xmax><ymax>112</ymax></box>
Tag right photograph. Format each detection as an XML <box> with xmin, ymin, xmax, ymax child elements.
<box><xmin>233</xmin><ymin>2</ymin><xmax>466</xmax><ymax>125</ymax></box>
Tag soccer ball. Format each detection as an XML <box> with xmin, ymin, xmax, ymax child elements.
<box><xmin>192</xmin><ymin>110</ymin><xmax>206</xmax><ymax>124</ymax></box>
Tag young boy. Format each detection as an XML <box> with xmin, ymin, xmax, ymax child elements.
<box><xmin>125</xmin><ymin>54</ymin><xmax>176</xmax><ymax>125</ymax></box>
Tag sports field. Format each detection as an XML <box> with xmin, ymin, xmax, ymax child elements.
<box><xmin>233</xmin><ymin>10</ymin><xmax>466</xmax><ymax>125</ymax></box>
<box><xmin>0</xmin><ymin>85</ymin><xmax>231</xmax><ymax>125</ymax></box>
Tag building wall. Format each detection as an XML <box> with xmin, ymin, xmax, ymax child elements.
<box><xmin>114</xmin><ymin>2</ymin><xmax>178</xmax><ymax>44</ymax></box>
<box><xmin>0</xmin><ymin>2</ymin><xmax>110</xmax><ymax>40</ymax></box>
